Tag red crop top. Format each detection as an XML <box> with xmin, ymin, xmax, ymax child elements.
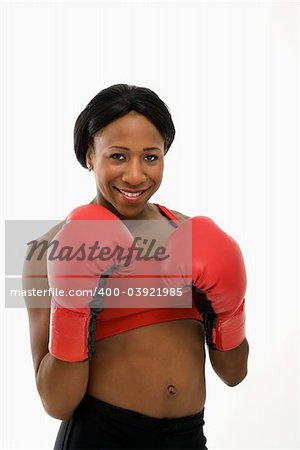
<box><xmin>95</xmin><ymin>204</ymin><xmax>202</xmax><ymax>341</ymax></box>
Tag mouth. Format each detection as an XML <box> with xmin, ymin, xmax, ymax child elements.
<box><xmin>113</xmin><ymin>187</ymin><xmax>150</xmax><ymax>203</ymax></box>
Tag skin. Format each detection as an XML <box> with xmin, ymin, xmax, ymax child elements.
<box><xmin>25</xmin><ymin>109</ymin><xmax>248</xmax><ymax>422</ymax></box>
<box><xmin>84</xmin><ymin>110</ymin><xmax>207</xmax><ymax>417</ymax></box>
<box><xmin>86</xmin><ymin>110</ymin><xmax>165</xmax><ymax>220</ymax></box>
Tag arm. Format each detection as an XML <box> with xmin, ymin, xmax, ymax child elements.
<box><xmin>208</xmin><ymin>337</ymin><xmax>249</xmax><ymax>386</ymax></box>
<box><xmin>162</xmin><ymin>215</ymin><xmax>249</xmax><ymax>385</ymax></box>
<box><xmin>36</xmin><ymin>352</ymin><xmax>89</xmax><ymax>420</ymax></box>
<box><xmin>23</xmin><ymin>223</ymin><xmax>89</xmax><ymax>420</ymax></box>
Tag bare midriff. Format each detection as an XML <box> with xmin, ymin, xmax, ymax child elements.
<box><xmin>87</xmin><ymin>318</ymin><xmax>206</xmax><ymax>419</ymax></box>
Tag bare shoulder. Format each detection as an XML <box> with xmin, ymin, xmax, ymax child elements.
<box><xmin>40</xmin><ymin>219</ymin><xmax>67</xmax><ymax>243</ymax></box>
<box><xmin>23</xmin><ymin>219</ymin><xmax>66</xmax><ymax>281</ymax></box>
<box><xmin>169</xmin><ymin>209</ymin><xmax>191</xmax><ymax>221</ymax></box>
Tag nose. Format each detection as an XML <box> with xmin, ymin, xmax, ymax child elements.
<box><xmin>121</xmin><ymin>159</ymin><xmax>147</xmax><ymax>186</ymax></box>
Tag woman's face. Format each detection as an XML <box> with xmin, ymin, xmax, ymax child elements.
<box><xmin>86</xmin><ymin>111</ymin><xmax>165</xmax><ymax>219</ymax></box>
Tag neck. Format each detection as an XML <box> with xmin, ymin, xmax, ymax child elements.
<box><xmin>91</xmin><ymin>194</ymin><xmax>156</xmax><ymax>220</ymax></box>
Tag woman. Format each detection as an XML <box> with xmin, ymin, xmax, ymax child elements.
<box><xmin>23</xmin><ymin>84</ymin><xmax>249</xmax><ymax>449</ymax></box>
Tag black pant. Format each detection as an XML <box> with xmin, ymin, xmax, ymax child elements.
<box><xmin>54</xmin><ymin>394</ymin><xmax>208</xmax><ymax>449</ymax></box>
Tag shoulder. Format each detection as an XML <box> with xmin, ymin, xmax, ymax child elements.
<box><xmin>23</xmin><ymin>220</ymin><xmax>66</xmax><ymax>276</ymax></box>
<box><xmin>22</xmin><ymin>220</ymin><xmax>66</xmax><ymax>308</ymax></box>
<box><xmin>168</xmin><ymin>209</ymin><xmax>191</xmax><ymax>221</ymax></box>
<box><xmin>28</xmin><ymin>219</ymin><xmax>66</xmax><ymax>254</ymax></box>
<box><xmin>43</xmin><ymin>220</ymin><xmax>67</xmax><ymax>241</ymax></box>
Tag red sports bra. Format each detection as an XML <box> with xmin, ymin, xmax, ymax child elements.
<box><xmin>95</xmin><ymin>204</ymin><xmax>202</xmax><ymax>341</ymax></box>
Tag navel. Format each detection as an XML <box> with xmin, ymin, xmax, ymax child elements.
<box><xmin>167</xmin><ymin>384</ymin><xmax>177</xmax><ymax>397</ymax></box>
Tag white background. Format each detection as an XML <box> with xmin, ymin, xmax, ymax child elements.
<box><xmin>1</xmin><ymin>1</ymin><xmax>299</xmax><ymax>449</ymax></box>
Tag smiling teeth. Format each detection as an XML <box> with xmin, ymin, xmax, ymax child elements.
<box><xmin>119</xmin><ymin>189</ymin><xmax>143</xmax><ymax>197</ymax></box>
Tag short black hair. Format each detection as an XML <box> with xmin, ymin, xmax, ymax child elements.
<box><xmin>74</xmin><ymin>84</ymin><xmax>176</xmax><ymax>169</ymax></box>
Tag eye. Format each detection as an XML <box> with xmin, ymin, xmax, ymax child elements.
<box><xmin>144</xmin><ymin>155</ymin><xmax>158</xmax><ymax>162</ymax></box>
<box><xmin>110</xmin><ymin>153</ymin><xmax>125</xmax><ymax>160</ymax></box>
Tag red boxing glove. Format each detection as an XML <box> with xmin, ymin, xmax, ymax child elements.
<box><xmin>162</xmin><ymin>216</ymin><xmax>247</xmax><ymax>351</ymax></box>
<box><xmin>47</xmin><ymin>204</ymin><xmax>135</xmax><ymax>362</ymax></box>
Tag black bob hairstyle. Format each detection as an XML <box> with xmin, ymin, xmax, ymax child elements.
<box><xmin>74</xmin><ymin>84</ymin><xmax>176</xmax><ymax>169</ymax></box>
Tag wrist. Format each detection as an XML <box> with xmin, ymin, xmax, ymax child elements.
<box><xmin>49</xmin><ymin>306</ymin><xmax>93</xmax><ymax>362</ymax></box>
<box><xmin>211</xmin><ymin>300</ymin><xmax>246</xmax><ymax>351</ymax></box>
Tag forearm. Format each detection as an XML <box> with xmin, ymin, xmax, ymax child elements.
<box><xmin>36</xmin><ymin>352</ymin><xmax>89</xmax><ymax>420</ymax></box>
<box><xmin>208</xmin><ymin>337</ymin><xmax>249</xmax><ymax>386</ymax></box>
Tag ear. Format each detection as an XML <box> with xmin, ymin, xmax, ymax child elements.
<box><xmin>86</xmin><ymin>146</ymin><xmax>95</xmax><ymax>168</ymax></box>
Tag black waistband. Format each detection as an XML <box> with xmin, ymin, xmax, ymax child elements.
<box><xmin>77</xmin><ymin>394</ymin><xmax>205</xmax><ymax>432</ymax></box>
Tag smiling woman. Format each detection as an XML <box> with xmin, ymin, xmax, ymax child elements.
<box><xmin>86</xmin><ymin>112</ymin><xmax>165</xmax><ymax>215</ymax></box>
<box><xmin>24</xmin><ymin>83</ymin><xmax>249</xmax><ymax>450</ymax></box>
<box><xmin>75</xmin><ymin>84</ymin><xmax>175</xmax><ymax>220</ymax></box>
